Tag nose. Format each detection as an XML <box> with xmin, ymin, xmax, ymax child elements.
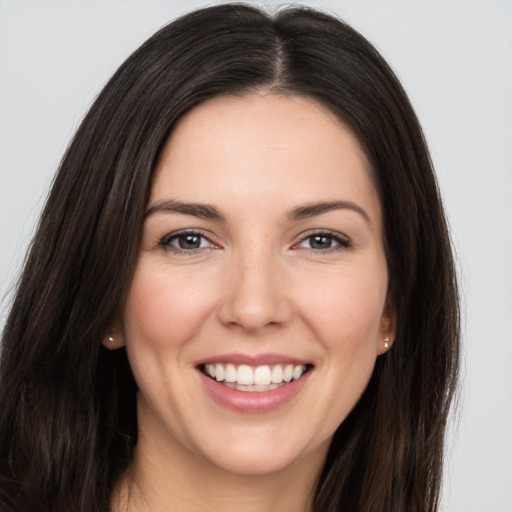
<box><xmin>217</xmin><ymin>247</ymin><xmax>292</xmax><ymax>333</ymax></box>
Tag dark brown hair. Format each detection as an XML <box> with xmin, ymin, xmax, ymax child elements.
<box><xmin>0</xmin><ymin>4</ymin><xmax>459</xmax><ymax>511</ymax></box>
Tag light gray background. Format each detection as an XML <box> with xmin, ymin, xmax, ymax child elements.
<box><xmin>1</xmin><ymin>1</ymin><xmax>511</xmax><ymax>510</ymax></box>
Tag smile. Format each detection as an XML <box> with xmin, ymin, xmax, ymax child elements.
<box><xmin>201</xmin><ymin>363</ymin><xmax>310</xmax><ymax>392</ymax></box>
<box><xmin>196</xmin><ymin>354</ymin><xmax>314</xmax><ymax>412</ymax></box>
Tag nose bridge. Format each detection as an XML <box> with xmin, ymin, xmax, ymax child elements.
<box><xmin>219</xmin><ymin>241</ymin><xmax>290</xmax><ymax>331</ymax></box>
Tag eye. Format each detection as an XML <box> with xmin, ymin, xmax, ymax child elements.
<box><xmin>295</xmin><ymin>231</ymin><xmax>351</xmax><ymax>252</ymax></box>
<box><xmin>159</xmin><ymin>231</ymin><xmax>217</xmax><ymax>253</ymax></box>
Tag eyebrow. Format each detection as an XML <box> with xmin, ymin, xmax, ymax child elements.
<box><xmin>145</xmin><ymin>199</ymin><xmax>371</xmax><ymax>225</ymax></box>
<box><xmin>286</xmin><ymin>200</ymin><xmax>372</xmax><ymax>225</ymax></box>
<box><xmin>144</xmin><ymin>199</ymin><xmax>225</xmax><ymax>221</ymax></box>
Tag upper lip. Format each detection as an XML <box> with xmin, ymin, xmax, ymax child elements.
<box><xmin>195</xmin><ymin>353</ymin><xmax>312</xmax><ymax>367</ymax></box>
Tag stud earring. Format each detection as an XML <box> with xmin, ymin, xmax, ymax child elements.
<box><xmin>384</xmin><ymin>336</ymin><xmax>390</xmax><ymax>349</ymax></box>
<box><xmin>107</xmin><ymin>333</ymin><xmax>115</xmax><ymax>343</ymax></box>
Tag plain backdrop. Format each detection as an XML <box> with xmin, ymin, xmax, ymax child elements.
<box><xmin>1</xmin><ymin>1</ymin><xmax>511</xmax><ymax>510</ymax></box>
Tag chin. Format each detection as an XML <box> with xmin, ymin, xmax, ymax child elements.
<box><xmin>190</xmin><ymin>426</ymin><xmax>331</xmax><ymax>478</ymax></box>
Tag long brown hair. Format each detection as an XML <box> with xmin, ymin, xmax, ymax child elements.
<box><xmin>0</xmin><ymin>4</ymin><xmax>459</xmax><ymax>511</ymax></box>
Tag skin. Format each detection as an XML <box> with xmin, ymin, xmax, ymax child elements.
<box><xmin>108</xmin><ymin>92</ymin><xmax>395</xmax><ymax>512</ymax></box>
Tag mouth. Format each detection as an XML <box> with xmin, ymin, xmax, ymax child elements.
<box><xmin>199</xmin><ymin>362</ymin><xmax>314</xmax><ymax>392</ymax></box>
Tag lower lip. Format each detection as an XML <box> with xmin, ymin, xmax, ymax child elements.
<box><xmin>198</xmin><ymin>370</ymin><xmax>312</xmax><ymax>413</ymax></box>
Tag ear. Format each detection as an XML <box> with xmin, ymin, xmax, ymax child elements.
<box><xmin>102</xmin><ymin>317</ymin><xmax>125</xmax><ymax>350</ymax></box>
<box><xmin>377</xmin><ymin>296</ymin><xmax>397</xmax><ymax>355</ymax></box>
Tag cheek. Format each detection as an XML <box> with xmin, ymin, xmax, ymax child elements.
<box><xmin>302</xmin><ymin>271</ymin><xmax>386</xmax><ymax>426</ymax></box>
<box><xmin>299</xmin><ymin>266</ymin><xmax>387</xmax><ymax>355</ymax></box>
<box><xmin>122</xmin><ymin>261</ymin><xmax>217</xmax><ymax>349</ymax></box>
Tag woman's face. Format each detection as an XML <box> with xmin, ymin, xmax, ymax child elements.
<box><xmin>120</xmin><ymin>93</ymin><xmax>394</xmax><ymax>477</ymax></box>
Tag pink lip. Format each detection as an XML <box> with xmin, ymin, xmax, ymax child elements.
<box><xmin>198</xmin><ymin>368</ymin><xmax>312</xmax><ymax>413</ymax></box>
<box><xmin>196</xmin><ymin>352</ymin><xmax>311</xmax><ymax>366</ymax></box>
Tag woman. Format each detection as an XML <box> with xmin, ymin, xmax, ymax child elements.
<box><xmin>0</xmin><ymin>4</ymin><xmax>459</xmax><ymax>511</ymax></box>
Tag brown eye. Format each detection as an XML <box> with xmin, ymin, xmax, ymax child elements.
<box><xmin>160</xmin><ymin>231</ymin><xmax>214</xmax><ymax>252</ymax></box>
<box><xmin>309</xmin><ymin>235</ymin><xmax>333</xmax><ymax>250</ymax></box>
<box><xmin>176</xmin><ymin>234</ymin><xmax>202</xmax><ymax>249</ymax></box>
<box><xmin>295</xmin><ymin>231</ymin><xmax>351</xmax><ymax>252</ymax></box>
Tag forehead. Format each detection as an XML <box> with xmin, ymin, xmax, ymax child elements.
<box><xmin>151</xmin><ymin>93</ymin><xmax>381</xmax><ymax>225</ymax></box>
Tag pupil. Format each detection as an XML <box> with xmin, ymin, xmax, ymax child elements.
<box><xmin>179</xmin><ymin>234</ymin><xmax>200</xmax><ymax>249</ymax></box>
<box><xmin>311</xmin><ymin>235</ymin><xmax>331</xmax><ymax>249</ymax></box>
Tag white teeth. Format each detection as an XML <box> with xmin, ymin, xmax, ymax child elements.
<box><xmin>215</xmin><ymin>363</ymin><xmax>225</xmax><ymax>382</ymax></box>
<box><xmin>283</xmin><ymin>364</ymin><xmax>293</xmax><ymax>383</ymax></box>
<box><xmin>292</xmin><ymin>365</ymin><xmax>306</xmax><ymax>380</ymax></box>
<box><xmin>237</xmin><ymin>383</ymin><xmax>279</xmax><ymax>392</ymax></box>
<box><xmin>204</xmin><ymin>362</ymin><xmax>308</xmax><ymax>389</ymax></box>
<box><xmin>223</xmin><ymin>382</ymin><xmax>280</xmax><ymax>392</ymax></box>
<box><xmin>237</xmin><ymin>365</ymin><xmax>254</xmax><ymax>385</ymax></box>
<box><xmin>253</xmin><ymin>365</ymin><xmax>271</xmax><ymax>385</ymax></box>
<box><xmin>271</xmin><ymin>365</ymin><xmax>283</xmax><ymax>383</ymax></box>
<box><xmin>224</xmin><ymin>363</ymin><xmax>237</xmax><ymax>383</ymax></box>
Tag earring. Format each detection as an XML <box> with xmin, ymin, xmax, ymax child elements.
<box><xmin>384</xmin><ymin>336</ymin><xmax>390</xmax><ymax>349</ymax></box>
<box><xmin>107</xmin><ymin>333</ymin><xmax>115</xmax><ymax>343</ymax></box>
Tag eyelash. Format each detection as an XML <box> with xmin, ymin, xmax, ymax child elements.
<box><xmin>159</xmin><ymin>230</ymin><xmax>217</xmax><ymax>254</ymax></box>
<box><xmin>158</xmin><ymin>230</ymin><xmax>351</xmax><ymax>255</ymax></box>
<box><xmin>293</xmin><ymin>230</ymin><xmax>351</xmax><ymax>253</ymax></box>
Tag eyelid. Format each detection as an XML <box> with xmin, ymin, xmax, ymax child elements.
<box><xmin>292</xmin><ymin>229</ymin><xmax>351</xmax><ymax>252</ymax></box>
<box><xmin>159</xmin><ymin>229</ymin><xmax>221</xmax><ymax>253</ymax></box>
<box><xmin>156</xmin><ymin>228</ymin><xmax>351</xmax><ymax>255</ymax></box>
